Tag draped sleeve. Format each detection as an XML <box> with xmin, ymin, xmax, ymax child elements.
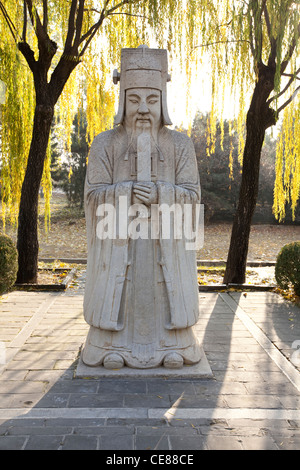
<box><xmin>83</xmin><ymin>129</ymin><xmax>133</xmax><ymax>331</ymax></box>
<box><xmin>157</xmin><ymin>130</ymin><xmax>201</xmax><ymax>329</ymax></box>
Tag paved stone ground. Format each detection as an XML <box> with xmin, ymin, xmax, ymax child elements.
<box><xmin>1</xmin><ymin>272</ymin><xmax>300</xmax><ymax>451</ymax></box>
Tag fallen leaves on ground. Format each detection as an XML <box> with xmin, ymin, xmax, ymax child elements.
<box><xmin>1</xmin><ymin>196</ymin><xmax>299</xmax><ymax>265</ymax></box>
<box><xmin>197</xmin><ymin>266</ymin><xmax>276</xmax><ymax>286</ymax></box>
<box><xmin>199</xmin><ymin>223</ymin><xmax>300</xmax><ymax>262</ymax></box>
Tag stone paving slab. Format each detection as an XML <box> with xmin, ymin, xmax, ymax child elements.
<box><xmin>0</xmin><ymin>286</ymin><xmax>300</xmax><ymax>450</ymax></box>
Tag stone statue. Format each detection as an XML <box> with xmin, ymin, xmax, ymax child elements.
<box><xmin>82</xmin><ymin>45</ymin><xmax>202</xmax><ymax>370</ymax></box>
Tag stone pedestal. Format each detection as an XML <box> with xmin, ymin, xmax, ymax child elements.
<box><xmin>75</xmin><ymin>346</ymin><xmax>212</xmax><ymax>378</ymax></box>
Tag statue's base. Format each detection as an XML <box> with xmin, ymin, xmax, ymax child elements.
<box><xmin>75</xmin><ymin>347</ymin><xmax>213</xmax><ymax>379</ymax></box>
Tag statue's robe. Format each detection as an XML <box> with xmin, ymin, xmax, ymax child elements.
<box><xmin>82</xmin><ymin>124</ymin><xmax>202</xmax><ymax>368</ymax></box>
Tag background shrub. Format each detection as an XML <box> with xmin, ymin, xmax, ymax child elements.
<box><xmin>0</xmin><ymin>234</ymin><xmax>18</xmax><ymax>295</ymax></box>
<box><xmin>275</xmin><ymin>242</ymin><xmax>300</xmax><ymax>296</ymax></box>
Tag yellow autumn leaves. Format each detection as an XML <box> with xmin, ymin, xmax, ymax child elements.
<box><xmin>0</xmin><ymin>0</ymin><xmax>299</xmax><ymax>229</ymax></box>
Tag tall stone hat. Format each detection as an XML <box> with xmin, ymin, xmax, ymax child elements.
<box><xmin>113</xmin><ymin>45</ymin><xmax>172</xmax><ymax>126</ymax></box>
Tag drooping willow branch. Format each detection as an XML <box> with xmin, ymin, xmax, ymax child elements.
<box><xmin>281</xmin><ymin>21</ymin><xmax>300</xmax><ymax>74</ymax></box>
<box><xmin>0</xmin><ymin>1</ymin><xmax>18</xmax><ymax>43</ymax></box>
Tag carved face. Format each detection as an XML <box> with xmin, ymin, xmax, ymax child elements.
<box><xmin>124</xmin><ymin>88</ymin><xmax>162</xmax><ymax>134</ymax></box>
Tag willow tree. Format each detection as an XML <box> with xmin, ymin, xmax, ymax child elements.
<box><xmin>0</xmin><ymin>0</ymin><xmax>184</xmax><ymax>283</ymax></box>
<box><xmin>223</xmin><ymin>1</ymin><xmax>300</xmax><ymax>284</ymax></box>
<box><xmin>1</xmin><ymin>1</ymin><xmax>299</xmax><ymax>285</ymax></box>
<box><xmin>185</xmin><ymin>0</ymin><xmax>300</xmax><ymax>284</ymax></box>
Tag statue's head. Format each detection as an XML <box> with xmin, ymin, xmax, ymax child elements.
<box><xmin>123</xmin><ymin>87</ymin><xmax>161</xmax><ymax>135</ymax></box>
<box><xmin>113</xmin><ymin>45</ymin><xmax>172</xmax><ymax>128</ymax></box>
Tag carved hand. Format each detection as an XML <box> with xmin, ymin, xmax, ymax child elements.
<box><xmin>133</xmin><ymin>182</ymin><xmax>158</xmax><ymax>206</ymax></box>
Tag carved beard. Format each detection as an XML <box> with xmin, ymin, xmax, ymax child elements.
<box><xmin>124</xmin><ymin>115</ymin><xmax>164</xmax><ymax>161</ymax></box>
<box><xmin>129</xmin><ymin>113</ymin><xmax>158</xmax><ymax>139</ymax></box>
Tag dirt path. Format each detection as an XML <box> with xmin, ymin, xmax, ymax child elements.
<box><xmin>2</xmin><ymin>218</ymin><xmax>299</xmax><ymax>262</ymax></box>
<box><xmin>199</xmin><ymin>223</ymin><xmax>300</xmax><ymax>262</ymax></box>
<box><xmin>1</xmin><ymin>195</ymin><xmax>299</xmax><ymax>261</ymax></box>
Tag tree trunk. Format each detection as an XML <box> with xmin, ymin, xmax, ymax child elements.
<box><xmin>16</xmin><ymin>102</ymin><xmax>54</xmax><ymax>283</ymax></box>
<box><xmin>223</xmin><ymin>64</ymin><xmax>276</xmax><ymax>285</ymax></box>
<box><xmin>223</xmin><ymin>113</ymin><xmax>265</xmax><ymax>284</ymax></box>
<box><xmin>15</xmin><ymin>37</ymin><xmax>79</xmax><ymax>283</ymax></box>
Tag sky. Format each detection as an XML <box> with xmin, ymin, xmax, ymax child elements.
<box><xmin>165</xmin><ymin>67</ymin><xmax>239</xmax><ymax>129</ymax></box>
<box><xmin>0</xmin><ymin>80</ymin><xmax>6</xmax><ymax>105</ymax></box>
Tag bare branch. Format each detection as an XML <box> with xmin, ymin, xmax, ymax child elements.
<box><xmin>24</xmin><ymin>0</ymin><xmax>50</xmax><ymax>45</ymax></box>
<box><xmin>0</xmin><ymin>1</ymin><xmax>18</xmax><ymax>43</ymax></box>
<box><xmin>263</xmin><ymin>0</ymin><xmax>271</xmax><ymax>39</ymax></box>
<box><xmin>78</xmin><ymin>0</ymin><xmax>111</xmax><ymax>56</ymax></box>
<box><xmin>215</xmin><ymin>19</ymin><xmax>233</xmax><ymax>30</ymax></box>
<box><xmin>0</xmin><ymin>0</ymin><xmax>39</xmax><ymax>71</ymax></box>
<box><xmin>24</xmin><ymin>0</ymin><xmax>34</xmax><ymax>27</ymax></box>
<box><xmin>78</xmin><ymin>0</ymin><xmax>142</xmax><ymax>57</ymax></box>
<box><xmin>18</xmin><ymin>41</ymin><xmax>37</xmax><ymax>73</ymax></box>
<box><xmin>268</xmin><ymin>67</ymin><xmax>300</xmax><ymax>105</ymax></box>
<box><xmin>277</xmin><ymin>85</ymin><xmax>300</xmax><ymax>114</ymax></box>
<box><xmin>83</xmin><ymin>8</ymin><xmax>101</xmax><ymax>14</ymax></box>
<box><xmin>48</xmin><ymin>53</ymin><xmax>80</xmax><ymax>105</ymax></box>
<box><xmin>247</xmin><ymin>2</ymin><xmax>256</xmax><ymax>58</ymax></box>
<box><xmin>281</xmin><ymin>21</ymin><xmax>300</xmax><ymax>74</ymax></box>
<box><xmin>22</xmin><ymin>0</ymin><xmax>27</xmax><ymax>41</ymax></box>
<box><xmin>22</xmin><ymin>0</ymin><xmax>57</xmax><ymax>73</ymax></box>
<box><xmin>78</xmin><ymin>22</ymin><xmax>98</xmax><ymax>46</ymax></box>
<box><xmin>263</xmin><ymin>2</ymin><xmax>277</xmax><ymax>67</ymax></box>
<box><xmin>282</xmin><ymin>72</ymin><xmax>300</xmax><ymax>81</ymax></box>
<box><xmin>259</xmin><ymin>0</ymin><xmax>267</xmax><ymax>21</ymax></box>
<box><xmin>43</xmin><ymin>0</ymin><xmax>48</xmax><ymax>31</ymax></box>
<box><xmin>247</xmin><ymin>0</ymin><xmax>268</xmax><ymax>64</ymax></box>
<box><xmin>64</xmin><ymin>0</ymin><xmax>78</xmax><ymax>52</ymax></box>
<box><xmin>72</xmin><ymin>0</ymin><xmax>85</xmax><ymax>52</ymax></box>
<box><xmin>105</xmin><ymin>0</ymin><xmax>132</xmax><ymax>16</ymax></box>
<box><xmin>78</xmin><ymin>24</ymin><xmax>103</xmax><ymax>57</ymax></box>
<box><xmin>252</xmin><ymin>0</ymin><xmax>263</xmax><ymax>63</ymax></box>
<box><xmin>191</xmin><ymin>39</ymin><xmax>251</xmax><ymax>54</ymax></box>
<box><xmin>107</xmin><ymin>11</ymin><xmax>151</xmax><ymax>21</ymax></box>
<box><xmin>78</xmin><ymin>0</ymin><xmax>109</xmax><ymax>45</ymax></box>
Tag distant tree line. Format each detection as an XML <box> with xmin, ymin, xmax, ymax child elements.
<box><xmin>189</xmin><ymin>112</ymin><xmax>299</xmax><ymax>225</ymax></box>
<box><xmin>51</xmin><ymin>113</ymin><xmax>87</xmax><ymax>210</ymax></box>
<box><xmin>49</xmin><ymin>110</ymin><xmax>299</xmax><ymax>225</ymax></box>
